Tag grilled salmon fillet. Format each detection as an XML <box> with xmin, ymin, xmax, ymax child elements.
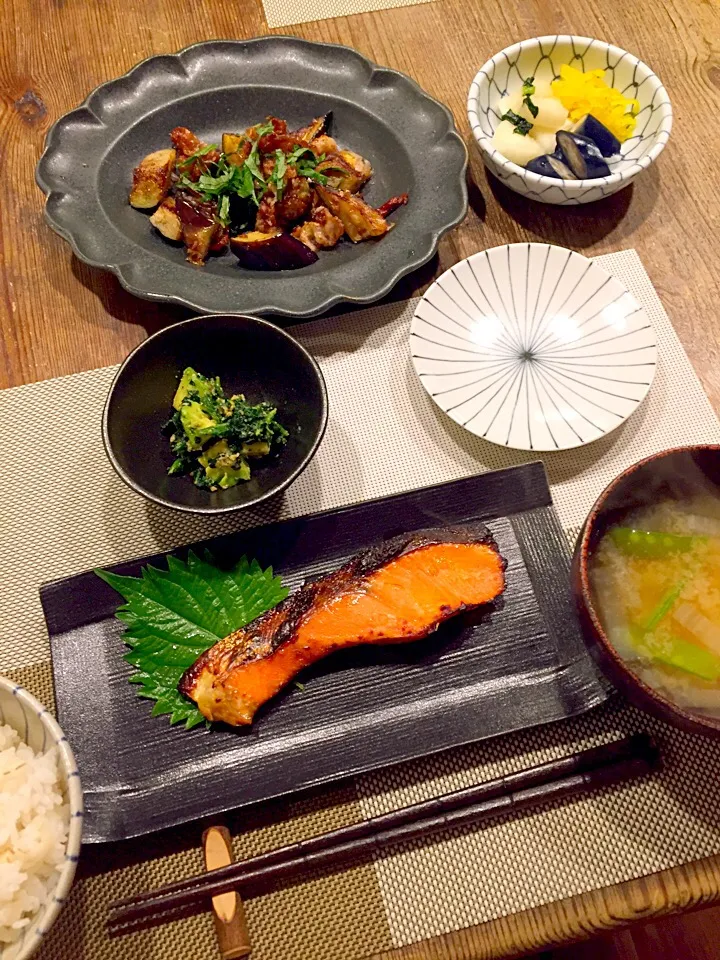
<box><xmin>179</xmin><ymin>525</ymin><xmax>506</xmax><ymax>726</ymax></box>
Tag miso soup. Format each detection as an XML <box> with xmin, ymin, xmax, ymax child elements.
<box><xmin>590</xmin><ymin>494</ymin><xmax>720</xmax><ymax>718</ymax></box>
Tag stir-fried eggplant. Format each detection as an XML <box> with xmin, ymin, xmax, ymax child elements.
<box><xmin>174</xmin><ymin>193</ymin><xmax>219</xmax><ymax>265</ymax></box>
<box><xmin>230</xmin><ymin>231</ymin><xmax>319</xmax><ymax>270</ymax></box>
<box><xmin>129</xmin><ymin>149</ymin><xmax>176</xmax><ymax>209</ymax></box>
<box><xmin>296</xmin><ymin>112</ymin><xmax>333</xmax><ymax>142</ymax></box>
<box><xmin>315</xmin><ymin>185</ymin><xmax>389</xmax><ymax>242</ymax></box>
<box><xmin>129</xmin><ymin>114</ymin><xmax>408</xmax><ymax>269</ymax></box>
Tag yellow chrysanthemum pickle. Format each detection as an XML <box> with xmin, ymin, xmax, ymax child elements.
<box><xmin>551</xmin><ymin>64</ymin><xmax>640</xmax><ymax>142</ymax></box>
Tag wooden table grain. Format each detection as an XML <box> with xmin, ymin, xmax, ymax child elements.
<box><xmin>2</xmin><ymin>0</ymin><xmax>719</xmax><ymax>956</ymax></box>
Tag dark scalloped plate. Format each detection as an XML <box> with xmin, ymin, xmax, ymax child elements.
<box><xmin>35</xmin><ymin>37</ymin><xmax>468</xmax><ymax>318</ymax></box>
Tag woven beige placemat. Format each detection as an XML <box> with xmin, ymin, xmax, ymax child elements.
<box><xmin>1</xmin><ymin>248</ymin><xmax>719</xmax><ymax>960</ymax></box>
<box><xmin>261</xmin><ymin>0</ymin><xmax>433</xmax><ymax>30</ymax></box>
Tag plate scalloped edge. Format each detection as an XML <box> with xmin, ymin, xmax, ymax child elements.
<box><xmin>36</xmin><ymin>36</ymin><xmax>468</xmax><ymax>318</ymax></box>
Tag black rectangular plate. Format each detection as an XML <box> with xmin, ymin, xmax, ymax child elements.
<box><xmin>42</xmin><ymin>463</ymin><xmax>609</xmax><ymax>843</ymax></box>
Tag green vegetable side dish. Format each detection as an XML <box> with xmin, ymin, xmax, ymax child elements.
<box><xmin>96</xmin><ymin>550</ymin><xmax>288</xmax><ymax>729</ymax></box>
<box><xmin>165</xmin><ymin>367</ymin><xmax>289</xmax><ymax>491</ymax></box>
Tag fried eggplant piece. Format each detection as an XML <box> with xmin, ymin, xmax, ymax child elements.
<box><xmin>315</xmin><ymin>185</ymin><xmax>389</xmax><ymax>241</ymax></box>
<box><xmin>295</xmin><ymin>113</ymin><xmax>332</xmax><ymax>142</ymax></box>
<box><xmin>182</xmin><ymin>224</ymin><xmax>215</xmax><ymax>265</ymax></box>
<box><xmin>315</xmin><ymin>151</ymin><xmax>372</xmax><ymax>193</ymax></box>
<box><xmin>230</xmin><ymin>231</ymin><xmax>319</xmax><ymax>270</ymax></box>
<box><xmin>337</xmin><ymin>150</ymin><xmax>372</xmax><ymax>191</ymax></box>
<box><xmin>222</xmin><ymin>133</ymin><xmax>244</xmax><ymax>155</ymax></box>
<box><xmin>129</xmin><ymin>149</ymin><xmax>176</xmax><ymax>209</ymax></box>
<box><xmin>210</xmin><ymin>224</ymin><xmax>230</xmax><ymax>253</ymax></box>
<box><xmin>226</xmin><ymin>141</ymin><xmax>251</xmax><ymax>167</ymax></box>
<box><xmin>174</xmin><ymin>192</ymin><xmax>219</xmax><ymax>265</ymax></box>
<box><xmin>222</xmin><ymin>132</ymin><xmax>252</xmax><ymax>166</ymax></box>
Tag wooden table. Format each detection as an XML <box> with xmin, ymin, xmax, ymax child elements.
<box><xmin>3</xmin><ymin>0</ymin><xmax>719</xmax><ymax>955</ymax></box>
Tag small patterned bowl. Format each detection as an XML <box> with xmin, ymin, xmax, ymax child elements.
<box><xmin>0</xmin><ymin>677</ymin><xmax>83</xmax><ymax>960</ymax></box>
<box><xmin>467</xmin><ymin>36</ymin><xmax>672</xmax><ymax>204</ymax></box>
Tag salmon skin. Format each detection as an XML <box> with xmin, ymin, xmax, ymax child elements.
<box><xmin>179</xmin><ymin>524</ymin><xmax>506</xmax><ymax>726</ymax></box>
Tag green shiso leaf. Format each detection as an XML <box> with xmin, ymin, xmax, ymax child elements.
<box><xmin>96</xmin><ymin>549</ymin><xmax>288</xmax><ymax>729</ymax></box>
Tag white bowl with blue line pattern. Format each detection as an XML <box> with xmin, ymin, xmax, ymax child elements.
<box><xmin>0</xmin><ymin>677</ymin><xmax>82</xmax><ymax>960</ymax></box>
<box><xmin>410</xmin><ymin>243</ymin><xmax>657</xmax><ymax>451</ymax></box>
<box><xmin>467</xmin><ymin>36</ymin><xmax>672</xmax><ymax>204</ymax></box>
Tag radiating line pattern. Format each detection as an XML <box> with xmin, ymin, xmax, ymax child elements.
<box><xmin>410</xmin><ymin>244</ymin><xmax>657</xmax><ymax>451</ymax></box>
<box><xmin>467</xmin><ymin>36</ymin><xmax>672</xmax><ymax>205</ymax></box>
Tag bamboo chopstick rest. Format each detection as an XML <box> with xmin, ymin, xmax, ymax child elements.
<box><xmin>203</xmin><ymin>826</ymin><xmax>252</xmax><ymax>959</ymax></box>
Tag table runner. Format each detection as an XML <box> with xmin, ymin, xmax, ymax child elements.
<box><xmin>261</xmin><ymin>0</ymin><xmax>434</xmax><ymax>30</ymax></box>
<box><xmin>1</xmin><ymin>249</ymin><xmax>719</xmax><ymax>959</ymax></box>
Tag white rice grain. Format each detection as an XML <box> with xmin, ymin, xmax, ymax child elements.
<box><xmin>0</xmin><ymin>724</ymin><xmax>69</xmax><ymax>946</ymax></box>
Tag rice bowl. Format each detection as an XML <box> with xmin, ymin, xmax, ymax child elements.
<box><xmin>0</xmin><ymin>679</ymin><xmax>82</xmax><ymax>960</ymax></box>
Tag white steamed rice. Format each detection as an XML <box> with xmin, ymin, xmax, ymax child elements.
<box><xmin>0</xmin><ymin>724</ymin><xmax>69</xmax><ymax>947</ymax></box>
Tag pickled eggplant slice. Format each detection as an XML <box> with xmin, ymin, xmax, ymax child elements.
<box><xmin>526</xmin><ymin>154</ymin><xmax>578</xmax><ymax>179</ymax></box>
<box><xmin>571</xmin><ymin>115</ymin><xmax>621</xmax><ymax>158</ymax></box>
<box><xmin>230</xmin><ymin>231</ymin><xmax>319</xmax><ymax>271</ymax></box>
<box><xmin>555</xmin><ymin>131</ymin><xmax>611</xmax><ymax>179</ymax></box>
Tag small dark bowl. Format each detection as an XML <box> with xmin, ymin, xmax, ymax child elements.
<box><xmin>103</xmin><ymin>314</ymin><xmax>328</xmax><ymax>513</ymax></box>
<box><xmin>573</xmin><ymin>445</ymin><xmax>720</xmax><ymax>739</ymax></box>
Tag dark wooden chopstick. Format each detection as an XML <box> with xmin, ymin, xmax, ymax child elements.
<box><xmin>107</xmin><ymin>733</ymin><xmax>660</xmax><ymax>936</ymax></box>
